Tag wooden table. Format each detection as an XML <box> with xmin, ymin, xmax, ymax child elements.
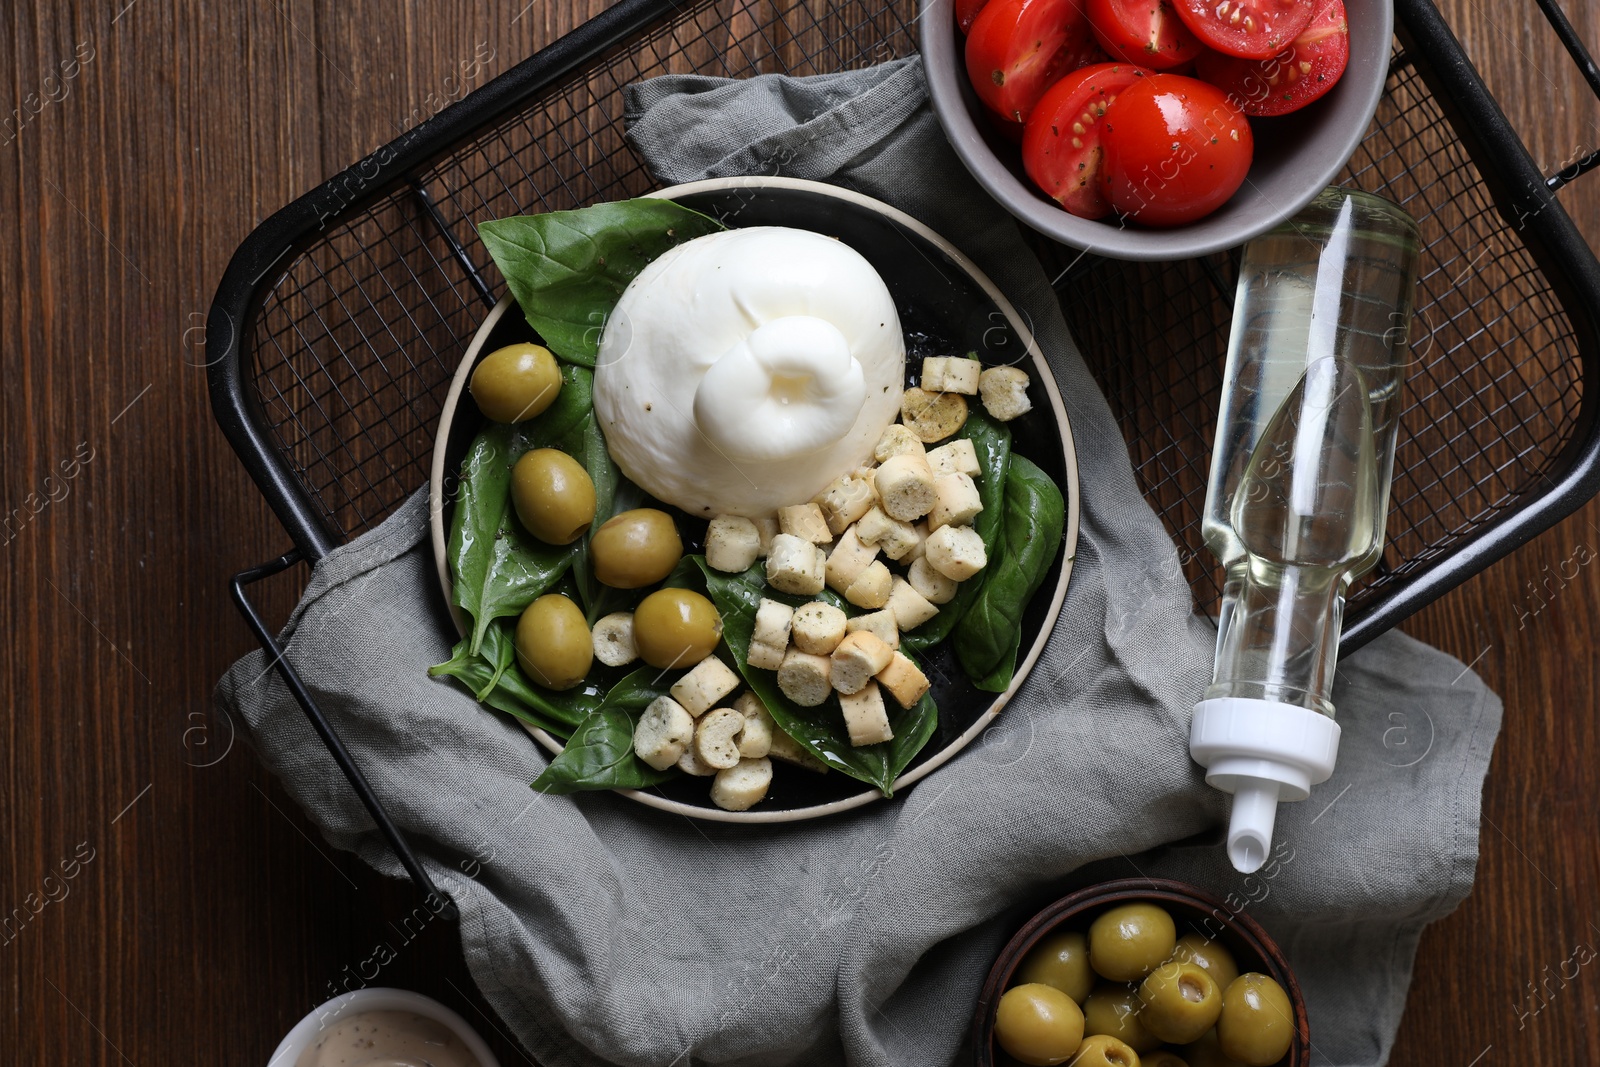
<box><xmin>1</xmin><ymin>1</ymin><xmax>1595</xmax><ymax>1062</ymax></box>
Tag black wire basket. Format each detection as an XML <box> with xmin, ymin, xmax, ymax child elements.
<box><xmin>208</xmin><ymin>0</ymin><xmax>1600</xmax><ymax>914</ymax></box>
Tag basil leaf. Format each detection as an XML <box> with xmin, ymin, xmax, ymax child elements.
<box><xmin>479</xmin><ymin>200</ymin><xmax>725</xmax><ymax>365</ymax></box>
<box><xmin>530</xmin><ymin>669</ymin><xmax>678</xmax><ymax>794</ymax></box>
<box><xmin>428</xmin><ymin>620</ymin><xmax>591</xmax><ymax>735</ymax></box>
<box><xmin>692</xmin><ymin>557</ymin><xmax>935</xmax><ymax>796</ymax></box>
<box><xmin>901</xmin><ymin>411</ymin><xmax>1012</xmax><ymax>655</ymax></box>
<box><xmin>953</xmin><ymin>454</ymin><xmax>1067</xmax><ymax>692</ymax></box>
<box><xmin>447</xmin><ymin>365</ymin><xmax>604</xmax><ymax>654</ymax></box>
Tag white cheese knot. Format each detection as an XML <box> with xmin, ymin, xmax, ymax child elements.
<box><xmin>693</xmin><ymin>315</ymin><xmax>867</xmax><ymax>463</ymax></box>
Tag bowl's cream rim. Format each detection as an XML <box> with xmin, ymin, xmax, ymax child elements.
<box><xmin>429</xmin><ymin>175</ymin><xmax>1081</xmax><ymax>824</ymax></box>
<box><xmin>266</xmin><ymin>986</ymin><xmax>501</xmax><ymax>1067</ymax></box>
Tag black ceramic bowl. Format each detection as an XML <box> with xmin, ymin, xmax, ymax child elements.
<box><xmin>975</xmin><ymin>877</ymin><xmax>1310</xmax><ymax>1066</ymax></box>
<box><xmin>429</xmin><ymin>176</ymin><xmax>1081</xmax><ymax>822</ymax></box>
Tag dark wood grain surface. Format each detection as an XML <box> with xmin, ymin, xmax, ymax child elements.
<box><xmin>1</xmin><ymin>1</ymin><xmax>1596</xmax><ymax>1063</ymax></box>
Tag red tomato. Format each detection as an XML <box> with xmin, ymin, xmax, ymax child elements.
<box><xmin>1100</xmin><ymin>73</ymin><xmax>1254</xmax><ymax>226</ymax></box>
<box><xmin>956</xmin><ymin>0</ymin><xmax>991</xmax><ymax>34</ymax></box>
<box><xmin>1194</xmin><ymin>0</ymin><xmax>1349</xmax><ymax>115</ymax></box>
<box><xmin>1023</xmin><ymin>63</ymin><xmax>1152</xmax><ymax>218</ymax></box>
<box><xmin>1086</xmin><ymin>0</ymin><xmax>1202</xmax><ymax>70</ymax></box>
<box><xmin>1171</xmin><ymin>0</ymin><xmax>1314</xmax><ymax>59</ymax></box>
<box><xmin>966</xmin><ymin>0</ymin><xmax>1091</xmax><ymax>122</ymax></box>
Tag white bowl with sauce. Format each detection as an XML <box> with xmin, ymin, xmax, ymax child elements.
<box><xmin>268</xmin><ymin>988</ymin><xmax>501</xmax><ymax>1067</ymax></box>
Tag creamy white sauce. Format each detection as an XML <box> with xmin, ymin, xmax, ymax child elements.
<box><xmin>593</xmin><ymin>226</ymin><xmax>904</xmax><ymax>517</ymax></box>
<box><xmin>294</xmin><ymin>1010</ymin><xmax>480</xmax><ymax>1067</ymax></box>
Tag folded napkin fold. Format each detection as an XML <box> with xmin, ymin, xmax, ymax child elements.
<box><xmin>218</xmin><ymin>57</ymin><xmax>1502</xmax><ymax>1067</ymax></box>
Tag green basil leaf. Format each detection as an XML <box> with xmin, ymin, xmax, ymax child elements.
<box><xmin>530</xmin><ymin>668</ymin><xmax>678</xmax><ymax>794</ymax></box>
<box><xmin>479</xmin><ymin>199</ymin><xmax>725</xmax><ymax>365</ymax></box>
<box><xmin>901</xmin><ymin>411</ymin><xmax>1012</xmax><ymax>655</ymax></box>
<box><xmin>954</xmin><ymin>454</ymin><xmax>1067</xmax><ymax>692</ymax></box>
<box><xmin>692</xmin><ymin>557</ymin><xmax>934</xmax><ymax>796</ymax></box>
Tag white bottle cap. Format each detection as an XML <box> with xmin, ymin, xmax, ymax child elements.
<box><xmin>1190</xmin><ymin>697</ymin><xmax>1341</xmax><ymax>874</ymax></box>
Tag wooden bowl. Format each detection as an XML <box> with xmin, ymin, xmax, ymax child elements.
<box><xmin>973</xmin><ymin>878</ymin><xmax>1309</xmax><ymax>1066</ymax></box>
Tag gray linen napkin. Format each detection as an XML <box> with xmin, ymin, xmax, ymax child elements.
<box><xmin>217</xmin><ymin>57</ymin><xmax>1502</xmax><ymax>1067</ymax></box>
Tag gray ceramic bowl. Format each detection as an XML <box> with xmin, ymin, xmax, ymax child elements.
<box><xmin>921</xmin><ymin>0</ymin><xmax>1393</xmax><ymax>260</ymax></box>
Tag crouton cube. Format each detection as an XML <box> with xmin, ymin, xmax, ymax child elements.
<box><xmin>925</xmin><ymin>525</ymin><xmax>988</xmax><ymax>581</ymax></box>
<box><xmin>694</xmin><ymin>707</ymin><xmax>745</xmax><ymax>770</ymax></box>
<box><xmin>874</xmin><ymin>424</ymin><xmax>926</xmax><ymax>463</ymax></box>
<box><xmin>877</xmin><ymin>652</ymin><xmax>931</xmax><ymax>708</ymax></box>
<box><xmin>767</xmin><ymin>533</ymin><xmax>826</xmax><ymax>595</ymax></box>
<box><xmin>633</xmin><ymin>696</ymin><xmax>694</xmax><ymax>771</ymax></box>
<box><xmin>678</xmin><ymin>743</ymin><xmax>717</xmax><ymax>776</ymax></box>
<box><xmin>777</xmin><ymin>648</ymin><xmax>833</xmax><ymax>707</ymax></box>
<box><xmin>846</xmin><ymin>609</ymin><xmax>900</xmax><ymax>650</ymax></box>
<box><xmin>592</xmin><ymin>612</ymin><xmax>638</xmax><ymax>667</ymax></box>
<box><xmin>815</xmin><ymin>470</ymin><xmax>878</xmax><ymax>536</ymax></box>
<box><xmin>768</xmin><ymin>729</ymin><xmax>829</xmax><ymax>773</ymax></box>
<box><xmin>840</xmin><ymin>682</ymin><xmax>894</xmax><ymax>747</ymax></box>
<box><xmin>909</xmin><ymin>556</ymin><xmax>959</xmax><ymax>605</ymax></box>
<box><xmin>670</xmin><ymin>656</ymin><xmax>741</xmax><ymax>717</ymax></box>
<box><xmin>921</xmin><ymin>356</ymin><xmax>981</xmax><ymax>395</ymax></box>
<box><xmin>748</xmin><ymin>598</ymin><xmax>794</xmax><ymax>670</ymax></box>
<box><xmin>711</xmin><ymin>756</ymin><xmax>774</xmax><ymax>811</ymax></box>
<box><xmin>706</xmin><ymin>515</ymin><xmax>762</xmax><ymax>573</ymax></box>
<box><xmin>792</xmin><ymin>601</ymin><xmax>849</xmax><ymax>655</ymax></box>
<box><xmin>878</xmin><ymin>518</ymin><xmax>923</xmax><ymax>562</ymax></box>
<box><xmin>979</xmin><ymin>366</ymin><xmax>1032</xmax><ymax>422</ymax></box>
<box><xmin>830</xmin><ymin>630</ymin><xmax>896</xmax><ymax>696</ymax></box>
<box><xmin>854</xmin><ymin>506</ymin><xmax>895</xmax><ymax>547</ymax></box>
<box><xmin>927</xmin><ymin>439</ymin><xmax>981</xmax><ymax>477</ymax></box>
<box><xmin>903</xmin><ymin>521</ymin><xmax>930</xmax><ymax>563</ymax></box>
<box><xmin>845</xmin><ymin>561</ymin><xmax>893</xmax><ymax>610</ymax></box>
<box><xmin>887</xmin><ymin>577</ymin><xmax>939</xmax><ymax>632</ymax></box>
<box><xmin>825</xmin><ymin>526</ymin><xmax>879</xmax><ymax>595</ymax></box>
<box><xmin>754</xmin><ymin>515</ymin><xmax>780</xmax><ymax>557</ymax></box>
<box><xmin>875</xmin><ymin>452</ymin><xmax>937</xmax><ymax>522</ymax></box>
<box><xmin>778</xmin><ymin>503</ymin><xmax>832</xmax><ymax>544</ymax></box>
<box><xmin>733</xmin><ymin>691</ymin><xmax>774</xmax><ymax>758</ymax></box>
<box><xmin>928</xmin><ymin>472</ymin><xmax>984</xmax><ymax>531</ymax></box>
<box><xmin>902</xmin><ymin>386</ymin><xmax>969</xmax><ymax>442</ymax></box>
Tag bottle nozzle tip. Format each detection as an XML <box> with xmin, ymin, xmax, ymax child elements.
<box><xmin>1224</xmin><ymin>780</ymin><xmax>1282</xmax><ymax>874</ymax></box>
<box><xmin>1228</xmin><ymin>831</ymin><xmax>1269</xmax><ymax>873</ymax></box>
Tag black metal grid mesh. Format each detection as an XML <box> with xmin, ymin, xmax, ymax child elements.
<box><xmin>242</xmin><ymin>0</ymin><xmax>1585</xmax><ymax>622</ymax></box>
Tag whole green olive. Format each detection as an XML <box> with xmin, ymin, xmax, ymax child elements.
<box><xmin>1069</xmin><ymin>1033</ymin><xmax>1140</xmax><ymax>1067</ymax></box>
<box><xmin>633</xmin><ymin>588</ymin><xmax>722</xmax><ymax>669</ymax></box>
<box><xmin>993</xmin><ymin>982</ymin><xmax>1084</xmax><ymax>1066</ymax></box>
<box><xmin>511</xmin><ymin>448</ymin><xmax>596</xmax><ymax>545</ymax></box>
<box><xmin>470</xmin><ymin>342</ymin><xmax>562</xmax><ymax>423</ymax></box>
<box><xmin>1138</xmin><ymin>961</ymin><xmax>1222</xmax><ymax>1044</ymax></box>
<box><xmin>1216</xmin><ymin>974</ymin><xmax>1293</xmax><ymax>1066</ymax></box>
<box><xmin>1089</xmin><ymin>903</ymin><xmax>1177</xmax><ymax>983</ymax></box>
<box><xmin>589</xmin><ymin>508</ymin><xmax>683</xmax><ymax>589</ymax></box>
<box><xmin>1082</xmin><ymin>984</ymin><xmax>1160</xmax><ymax>1053</ymax></box>
<box><xmin>1142</xmin><ymin>1052</ymin><xmax>1191</xmax><ymax>1067</ymax></box>
<box><xmin>1017</xmin><ymin>931</ymin><xmax>1094</xmax><ymax>1003</ymax></box>
<box><xmin>1181</xmin><ymin>1028</ymin><xmax>1245</xmax><ymax>1067</ymax></box>
<box><xmin>1170</xmin><ymin>934</ymin><xmax>1240</xmax><ymax>995</ymax></box>
<box><xmin>515</xmin><ymin>594</ymin><xmax>593</xmax><ymax>690</ymax></box>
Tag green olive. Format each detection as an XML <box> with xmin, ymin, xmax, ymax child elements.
<box><xmin>511</xmin><ymin>448</ymin><xmax>596</xmax><ymax>545</ymax></box>
<box><xmin>1216</xmin><ymin>974</ymin><xmax>1293</xmax><ymax>1066</ymax></box>
<box><xmin>1082</xmin><ymin>984</ymin><xmax>1160</xmax><ymax>1053</ymax></box>
<box><xmin>589</xmin><ymin>508</ymin><xmax>683</xmax><ymax>589</ymax></box>
<box><xmin>515</xmin><ymin>594</ymin><xmax>593</xmax><ymax>690</ymax></box>
<box><xmin>1169</xmin><ymin>935</ymin><xmax>1240</xmax><ymax>996</ymax></box>
<box><xmin>1017</xmin><ymin>931</ymin><xmax>1094</xmax><ymax>1003</ymax></box>
<box><xmin>633</xmin><ymin>588</ymin><xmax>722</xmax><ymax>669</ymax></box>
<box><xmin>994</xmin><ymin>983</ymin><xmax>1085</xmax><ymax>1066</ymax></box>
<box><xmin>470</xmin><ymin>342</ymin><xmax>562</xmax><ymax>423</ymax></box>
<box><xmin>1180</xmin><ymin>1028</ymin><xmax>1245</xmax><ymax>1067</ymax></box>
<box><xmin>1089</xmin><ymin>903</ymin><xmax>1177</xmax><ymax>982</ymax></box>
<box><xmin>1138</xmin><ymin>962</ymin><xmax>1221</xmax><ymax>1044</ymax></box>
<box><xmin>1069</xmin><ymin>1033</ymin><xmax>1140</xmax><ymax>1067</ymax></box>
<box><xmin>1142</xmin><ymin>1052</ymin><xmax>1191</xmax><ymax>1067</ymax></box>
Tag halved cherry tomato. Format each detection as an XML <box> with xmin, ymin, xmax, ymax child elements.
<box><xmin>956</xmin><ymin>0</ymin><xmax>991</xmax><ymax>34</ymax></box>
<box><xmin>1022</xmin><ymin>63</ymin><xmax>1152</xmax><ymax>218</ymax></box>
<box><xmin>1100</xmin><ymin>73</ymin><xmax>1254</xmax><ymax>226</ymax></box>
<box><xmin>965</xmin><ymin>0</ymin><xmax>1091</xmax><ymax>122</ymax></box>
<box><xmin>1171</xmin><ymin>0</ymin><xmax>1314</xmax><ymax>59</ymax></box>
<box><xmin>1086</xmin><ymin>0</ymin><xmax>1202</xmax><ymax>70</ymax></box>
<box><xmin>1194</xmin><ymin>0</ymin><xmax>1348</xmax><ymax>115</ymax></box>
